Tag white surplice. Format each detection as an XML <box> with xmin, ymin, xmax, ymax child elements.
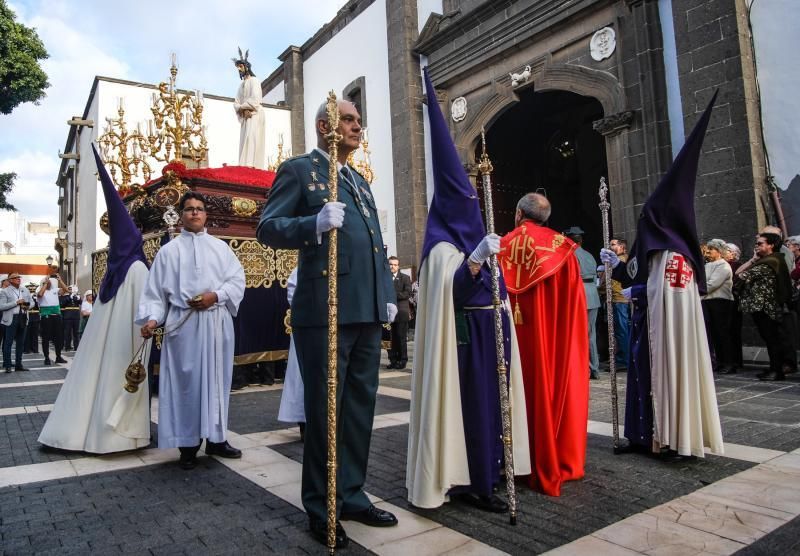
<box><xmin>407</xmin><ymin>242</ymin><xmax>531</xmax><ymax>508</ymax></box>
<box><xmin>277</xmin><ymin>268</ymin><xmax>304</xmax><ymax>423</ymax></box>
<box><xmin>234</xmin><ymin>75</ymin><xmax>266</xmax><ymax>169</ymax></box>
<box><xmin>136</xmin><ymin>229</ymin><xmax>245</xmax><ymax>448</ymax></box>
<box><xmin>38</xmin><ymin>261</ymin><xmax>151</xmax><ymax>453</ymax></box>
<box><xmin>647</xmin><ymin>250</ymin><xmax>724</xmax><ymax>457</ymax></box>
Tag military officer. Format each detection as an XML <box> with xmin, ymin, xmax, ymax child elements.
<box><xmin>257</xmin><ymin>99</ymin><xmax>398</xmax><ymax>548</ymax></box>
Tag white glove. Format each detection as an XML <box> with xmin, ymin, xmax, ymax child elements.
<box><xmin>387</xmin><ymin>303</ymin><xmax>398</xmax><ymax>323</ymax></box>
<box><xmin>469</xmin><ymin>233</ymin><xmax>501</xmax><ymax>265</ymax></box>
<box><xmin>599</xmin><ymin>248</ymin><xmax>620</xmax><ymax>269</ymax></box>
<box><xmin>315</xmin><ymin>202</ymin><xmax>346</xmax><ymax>235</ymax></box>
<box><xmin>621</xmin><ymin>287</ymin><xmax>632</xmax><ymax>301</ymax></box>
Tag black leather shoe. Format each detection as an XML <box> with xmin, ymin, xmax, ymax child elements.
<box><xmin>386</xmin><ymin>362</ymin><xmax>397</xmax><ymax>369</ymax></box>
<box><xmin>43</xmin><ymin>358</ymin><xmax>51</xmax><ymax>366</ymax></box>
<box><xmin>341</xmin><ymin>504</ymin><xmax>398</xmax><ymax>526</ymax></box>
<box><xmin>55</xmin><ymin>357</ymin><xmax>67</xmax><ymax>364</ymax></box>
<box><xmin>455</xmin><ymin>493</ymin><xmax>509</xmax><ymax>513</ymax></box>
<box><xmin>395</xmin><ymin>363</ymin><xmax>407</xmax><ymax>370</ymax></box>
<box><xmin>718</xmin><ymin>367</ymin><xmax>737</xmax><ymax>375</ymax></box>
<box><xmin>205</xmin><ymin>440</ymin><xmax>242</xmax><ymax>458</ymax></box>
<box><xmin>758</xmin><ymin>370</ymin><xmax>785</xmax><ymax>381</ymax></box>
<box><xmin>309</xmin><ymin>518</ymin><xmax>348</xmax><ymax>548</ymax></box>
<box><xmin>178</xmin><ymin>446</ymin><xmax>199</xmax><ymax>470</ymax></box>
<box><xmin>15</xmin><ymin>366</ymin><xmax>29</xmax><ymax>372</ymax></box>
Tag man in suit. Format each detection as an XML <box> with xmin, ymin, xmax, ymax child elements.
<box><xmin>387</xmin><ymin>256</ymin><xmax>412</xmax><ymax>369</ymax></box>
<box><xmin>257</xmin><ymin>99</ymin><xmax>398</xmax><ymax>548</ymax></box>
<box><xmin>0</xmin><ymin>273</ymin><xmax>33</xmax><ymax>373</ymax></box>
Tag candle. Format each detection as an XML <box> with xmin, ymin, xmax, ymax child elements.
<box><xmin>170</xmin><ymin>53</ymin><xmax>177</xmax><ymax>67</ymax></box>
<box><xmin>147</xmin><ymin>120</ymin><xmax>153</xmax><ymax>135</ymax></box>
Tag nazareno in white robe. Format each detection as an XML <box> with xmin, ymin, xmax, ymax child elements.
<box><xmin>407</xmin><ymin>242</ymin><xmax>531</xmax><ymax>508</ymax></box>
<box><xmin>38</xmin><ymin>260</ymin><xmax>152</xmax><ymax>453</ymax></box>
<box><xmin>234</xmin><ymin>75</ymin><xmax>267</xmax><ymax>169</ymax></box>
<box><xmin>648</xmin><ymin>250</ymin><xmax>724</xmax><ymax>456</ymax></box>
<box><xmin>277</xmin><ymin>268</ymin><xmax>304</xmax><ymax>423</ymax></box>
<box><xmin>136</xmin><ymin>229</ymin><xmax>245</xmax><ymax>448</ymax></box>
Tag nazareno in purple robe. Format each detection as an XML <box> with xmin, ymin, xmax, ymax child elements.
<box><xmin>450</xmin><ymin>261</ymin><xmax>511</xmax><ymax>497</ymax></box>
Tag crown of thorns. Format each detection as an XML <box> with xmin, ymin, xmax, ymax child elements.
<box><xmin>232</xmin><ymin>47</ymin><xmax>250</xmax><ymax>67</ymax></box>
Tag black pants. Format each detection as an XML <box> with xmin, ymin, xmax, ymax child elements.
<box><xmin>752</xmin><ymin>311</ymin><xmax>789</xmax><ymax>375</ymax></box>
<box><xmin>63</xmin><ymin>318</ymin><xmax>80</xmax><ymax>350</ymax></box>
<box><xmin>40</xmin><ymin>314</ymin><xmax>63</xmax><ymax>360</ymax></box>
<box><xmin>24</xmin><ymin>320</ymin><xmax>39</xmax><ymax>353</ymax></box>
<box><xmin>389</xmin><ymin>317</ymin><xmax>409</xmax><ymax>366</ymax></box>
<box><xmin>780</xmin><ymin>310</ymin><xmax>798</xmax><ymax>370</ymax></box>
<box><xmin>702</xmin><ymin>299</ymin><xmax>736</xmax><ymax>369</ymax></box>
<box><xmin>293</xmin><ymin>323</ymin><xmax>380</xmax><ymax>523</ymax></box>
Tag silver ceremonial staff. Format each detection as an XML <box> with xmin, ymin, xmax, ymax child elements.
<box><xmin>325</xmin><ymin>91</ymin><xmax>342</xmax><ymax>554</ymax></box>
<box><xmin>479</xmin><ymin>129</ymin><xmax>518</xmax><ymax>525</ymax></box>
<box><xmin>598</xmin><ymin>177</ymin><xmax>620</xmax><ymax>450</ymax></box>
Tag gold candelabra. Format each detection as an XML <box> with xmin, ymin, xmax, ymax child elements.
<box><xmin>347</xmin><ymin>128</ymin><xmax>375</xmax><ymax>184</ymax></box>
<box><xmin>97</xmin><ymin>99</ymin><xmax>152</xmax><ymax>196</ymax></box>
<box><xmin>143</xmin><ymin>53</ymin><xmax>208</xmax><ymax>164</ymax></box>
<box><xmin>267</xmin><ymin>133</ymin><xmax>290</xmax><ymax>171</ymax></box>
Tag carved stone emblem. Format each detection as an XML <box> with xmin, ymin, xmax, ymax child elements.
<box><xmin>451</xmin><ymin>97</ymin><xmax>468</xmax><ymax>122</ymax></box>
<box><xmin>590</xmin><ymin>27</ymin><xmax>616</xmax><ymax>61</ymax></box>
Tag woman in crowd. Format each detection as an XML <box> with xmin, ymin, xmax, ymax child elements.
<box><xmin>735</xmin><ymin>233</ymin><xmax>793</xmax><ymax>381</ymax></box>
<box><xmin>702</xmin><ymin>239</ymin><xmax>736</xmax><ymax>374</ymax></box>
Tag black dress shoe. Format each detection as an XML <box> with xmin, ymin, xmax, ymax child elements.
<box><xmin>14</xmin><ymin>366</ymin><xmax>29</xmax><ymax>372</ymax></box>
<box><xmin>758</xmin><ymin>370</ymin><xmax>785</xmax><ymax>381</ymax></box>
<box><xmin>386</xmin><ymin>362</ymin><xmax>397</xmax><ymax>370</ymax></box>
<box><xmin>205</xmin><ymin>440</ymin><xmax>242</xmax><ymax>458</ymax></box>
<box><xmin>55</xmin><ymin>357</ymin><xmax>67</xmax><ymax>364</ymax></box>
<box><xmin>614</xmin><ymin>442</ymin><xmax>649</xmax><ymax>455</ymax></box>
<box><xmin>43</xmin><ymin>358</ymin><xmax>51</xmax><ymax>366</ymax></box>
<box><xmin>455</xmin><ymin>493</ymin><xmax>509</xmax><ymax>513</ymax></box>
<box><xmin>178</xmin><ymin>445</ymin><xmax>200</xmax><ymax>470</ymax></box>
<box><xmin>395</xmin><ymin>363</ymin><xmax>407</xmax><ymax>370</ymax></box>
<box><xmin>309</xmin><ymin>518</ymin><xmax>348</xmax><ymax>548</ymax></box>
<box><xmin>718</xmin><ymin>367</ymin><xmax>737</xmax><ymax>375</ymax></box>
<box><xmin>341</xmin><ymin>504</ymin><xmax>399</xmax><ymax>526</ymax></box>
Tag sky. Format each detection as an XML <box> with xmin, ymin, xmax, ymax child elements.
<box><xmin>0</xmin><ymin>0</ymin><xmax>343</xmax><ymax>227</ymax></box>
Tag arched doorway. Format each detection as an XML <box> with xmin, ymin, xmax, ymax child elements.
<box><xmin>475</xmin><ymin>88</ymin><xmax>609</xmax><ymax>257</ymax></box>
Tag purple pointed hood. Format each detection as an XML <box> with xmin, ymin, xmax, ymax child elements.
<box><xmin>92</xmin><ymin>144</ymin><xmax>148</xmax><ymax>302</ymax></box>
<box><xmin>420</xmin><ymin>67</ymin><xmax>485</xmax><ymax>264</ymax></box>
<box><xmin>627</xmin><ymin>91</ymin><xmax>718</xmax><ymax>295</ymax></box>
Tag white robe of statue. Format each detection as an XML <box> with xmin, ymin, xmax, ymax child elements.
<box><xmin>136</xmin><ymin>229</ymin><xmax>245</xmax><ymax>448</ymax></box>
<box><xmin>38</xmin><ymin>261</ymin><xmax>151</xmax><ymax>453</ymax></box>
<box><xmin>647</xmin><ymin>250</ymin><xmax>724</xmax><ymax>457</ymax></box>
<box><xmin>407</xmin><ymin>242</ymin><xmax>531</xmax><ymax>508</ymax></box>
<box><xmin>278</xmin><ymin>268</ymin><xmax>304</xmax><ymax>423</ymax></box>
<box><xmin>234</xmin><ymin>75</ymin><xmax>266</xmax><ymax>169</ymax></box>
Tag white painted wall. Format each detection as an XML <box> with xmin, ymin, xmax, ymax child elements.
<box><xmin>68</xmin><ymin>78</ymin><xmax>292</xmax><ymax>289</ymax></box>
<box><xmin>749</xmin><ymin>0</ymin><xmax>800</xmax><ymax>191</ymax></box>
<box><xmin>264</xmin><ymin>80</ymin><xmax>285</xmax><ymax>104</ymax></box>
<box><xmin>301</xmin><ymin>1</ymin><xmax>399</xmax><ymax>256</ymax></box>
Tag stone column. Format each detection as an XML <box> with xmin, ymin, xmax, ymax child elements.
<box><xmin>386</xmin><ymin>0</ymin><xmax>428</xmax><ymax>273</ymax></box>
<box><xmin>279</xmin><ymin>46</ymin><xmax>306</xmax><ymax>156</ymax></box>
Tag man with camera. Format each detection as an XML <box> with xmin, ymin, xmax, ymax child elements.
<box><xmin>37</xmin><ymin>266</ymin><xmax>68</xmax><ymax>366</ymax></box>
<box><xmin>0</xmin><ymin>273</ymin><xmax>34</xmax><ymax>372</ymax></box>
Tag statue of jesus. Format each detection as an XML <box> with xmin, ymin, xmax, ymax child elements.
<box><xmin>232</xmin><ymin>48</ymin><xmax>266</xmax><ymax>168</ymax></box>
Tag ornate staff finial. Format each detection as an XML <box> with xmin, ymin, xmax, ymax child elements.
<box><xmin>478</xmin><ymin>127</ymin><xmax>493</xmax><ymax>176</ymax></box>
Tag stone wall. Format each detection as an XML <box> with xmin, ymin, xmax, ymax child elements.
<box><xmin>671</xmin><ymin>0</ymin><xmax>768</xmax><ymax>248</ymax></box>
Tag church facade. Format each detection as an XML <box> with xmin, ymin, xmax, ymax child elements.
<box><xmin>263</xmin><ymin>0</ymin><xmax>781</xmax><ymax>271</ymax></box>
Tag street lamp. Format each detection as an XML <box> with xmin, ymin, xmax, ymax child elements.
<box><xmin>57</xmin><ymin>228</ymin><xmax>68</xmax><ymax>241</ymax></box>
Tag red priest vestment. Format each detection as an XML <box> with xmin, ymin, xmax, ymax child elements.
<box><xmin>498</xmin><ymin>222</ymin><xmax>589</xmax><ymax>496</ymax></box>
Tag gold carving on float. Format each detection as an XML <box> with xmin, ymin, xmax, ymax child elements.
<box><xmin>143</xmin><ymin>236</ymin><xmax>162</xmax><ymax>265</ymax></box>
<box><xmin>92</xmin><ymin>249</ymin><xmax>108</xmax><ymax>294</ymax></box>
<box><xmin>284</xmin><ymin>309</ymin><xmax>292</xmax><ymax>335</ymax></box>
<box><xmin>99</xmin><ymin>212</ymin><xmax>110</xmax><ymax>235</ymax></box>
<box><xmin>226</xmin><ymin>239</ymin><xmax>298</xmax><ymax>288</ymax></box>
<box><xmin>231</xmin><ymin>197</ymin><xmax>258</xmax><ymax>217</ymax></box>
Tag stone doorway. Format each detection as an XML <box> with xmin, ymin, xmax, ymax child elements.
<box><xmin>476</xmin><ymin>88</ymin><xmax>609</xmax><ymax>256</ymax></box>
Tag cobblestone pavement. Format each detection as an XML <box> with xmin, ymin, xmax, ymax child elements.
<box><xmin>1</xmin><ymin>350</ymin><xmax>799</xmax><ymax>555</ymax></box>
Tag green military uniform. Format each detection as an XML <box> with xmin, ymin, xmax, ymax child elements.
<box><xmin>257</xmin><ymin>148</ymin><xmax>395</xmax><ymax>523</ymax></box>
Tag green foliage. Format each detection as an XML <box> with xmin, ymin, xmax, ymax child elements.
<box><xmin>0</xmin><ymin>0</ymin><xmax>50</xmax><ymax>115</ymax></box>
<box><xmin>0</xmin><ymin>172</ymin><xmax>17</xmax><ymax>211</ymax></box>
